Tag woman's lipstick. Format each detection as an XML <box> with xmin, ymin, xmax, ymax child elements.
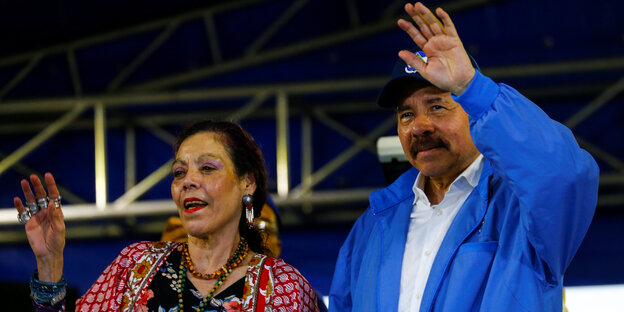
<box><xmin>183</xmin><ymin>197</ymin><xmax>207</xmax><ymax>214</ymax></box>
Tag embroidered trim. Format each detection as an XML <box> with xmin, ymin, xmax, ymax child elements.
<box><xmin>250</xmin><ymin>255</ymin><xmax>268</xmax><ymax>312</ymax></box>
<box><xmin>127</xmin><ymin>242</ymin><xmax>179</xmax><ymax>311</ymax></box>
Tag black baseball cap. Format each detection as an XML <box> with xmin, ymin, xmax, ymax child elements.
<box><xmin>377</xmin><ymin>50</ymin><xmax>480</xmax><ymax>108</ymax></box>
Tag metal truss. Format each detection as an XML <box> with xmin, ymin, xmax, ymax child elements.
<box><xmin>0</xmin><ymin>0</ymin><xmax>622</xmax><ymax>242</ymax></box>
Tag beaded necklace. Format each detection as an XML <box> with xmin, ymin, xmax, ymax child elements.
<box><xmin>176</xmin><ymin>238</ymin><xmax>249</xmax><ymax>312</ymax></box>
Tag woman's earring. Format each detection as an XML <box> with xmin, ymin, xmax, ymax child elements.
<box><xmin>242</xmin><ymin>194</ymin><xmax>254</xmax><ymax>229</ymax></box>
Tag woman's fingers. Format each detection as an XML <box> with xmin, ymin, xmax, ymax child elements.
<box><xmin>17</xmin><ymin>173</ymin><xmax>63</xmax><ymax>224</ymax></box>
<box><xmin>14</xmin><ymin>196</ymin><xmax>35</xmax><ymax>225</ymax></box>
<box><xmin>45</xmin><ymin>174</ymin><xmax>65</xmax><ymax>228</ymax></box>
<box><xmin>44</xmin><ymin>173</ymin><xmax>59</xmax><ymax>198</ymax></box>
<box><xmin>14</xmin><ymin>197</ymin><xmax>26</xmax><ymax>214</ymax></box>
<box><xmin>30</xmin><ymin>174</ymin><xmax>48</xmax><ymax>201</ymax></box>
<box><xmin>21</xmin><ymin>179</ymin><xmax>36</xmax><ymax>204</ymax></box>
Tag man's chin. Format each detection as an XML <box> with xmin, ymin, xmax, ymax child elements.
<box><xmin>412</xmin><ymin>156</ymin><xmax>451</xmax><ymax>174</ymax></box>
<box><xmin>412</xmin><ymin>147</ymin><xmax>445</xmax><ymax>161</ymax></box>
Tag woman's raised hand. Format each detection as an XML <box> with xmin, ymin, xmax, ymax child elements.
<box><xmin>14</xmin><ymin>173</ymin><xmax>65</xmax><ymax>283</ymax></box>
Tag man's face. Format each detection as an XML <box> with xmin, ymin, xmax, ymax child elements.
<box><xmin>397</xmin><ymin>86</ymin><xmax>480</xmax><ymax>181</ymax></box>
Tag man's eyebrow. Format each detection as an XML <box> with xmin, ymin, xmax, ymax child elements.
<box><xmin>425</xmin><ymin>96</ymin><xmax>443</xmax><ymax>103</ymax></box>
<box><xmin>396</xmin><ymin>105</ymin><xmax>410</xmax><ymax>113</ymax></box>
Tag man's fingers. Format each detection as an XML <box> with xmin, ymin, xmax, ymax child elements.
<box><xmin>45</xmin><ymin>173</ymin><xmax>60</xmax><ymax>200</ymax></box>
<box><xmin>406</xmin><ymin>4</ymin><xmax>434</xmax><ymax>39</ymax></box>
<box><xmin>436</xmin><ymin>7</ymin><xmax>457</xmax><ymax>37</ymax></box>
<box><xmin>398</xmin><ymin>50</ymin><xmax>427</xmax><ymax>74</ymax></box>
<box><xmin>413</xmin><ymin>2</ymin><xmax>446</xmax><ymax>35</ymax></box>
<box><xmin>30</xmin><ymin>174</ymin><xmax>48</xmax><ymax>200</ymax></box>
<box><xmin>429</xmin><ymin>20</ymin><xmax>445</xmax><ymax>36</ymax></box>
<box><xmin>397</xmin><ymin>19</ymin><xmax>428</xmax><ymax>49</ymax></box>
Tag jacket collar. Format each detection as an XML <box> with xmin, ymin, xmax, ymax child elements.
<box><xmin>369</xmin><ymin>166</ymin><xmax>419</xmax><ymax>214</ymax></box>
<box><xmin>372</xmin><ymin>154</ymin><xmax>485</xmax><ymax>214</ymax></box>
<box><xmin>370</xmin><ymin>171</ymin><xmax>416</xmax><ymax>311</ymax></box>
<box><xmin>419</xmin><ymin>159</ymin><xmax>493</xmax><ymax>311</ymax></box>
<box><xmin>369</xmin><ymin>160</ymin><xmax>493</xmax><ymax>311</ymax></box>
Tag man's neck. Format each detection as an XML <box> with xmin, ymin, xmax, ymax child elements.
<box><xmin>424</xmin><ymin>175</ymin><xmax>456</xmax><ymax>205</ymax></box>
<box><xmin>422</xmin><ymin>154</ymin><xmax>482</xmax><ymax>205</ymax></box>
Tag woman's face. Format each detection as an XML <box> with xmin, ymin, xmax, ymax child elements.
<box><xmin>171</xmin><ymin>131</ymin><xmax>256</xmax><ymax>238</ymax></box>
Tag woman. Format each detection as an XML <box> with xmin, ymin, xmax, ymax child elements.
<box><xmin>15</xmin><ymin>120</ymin><xmax>320</xmax><ymax>312</ymax></box>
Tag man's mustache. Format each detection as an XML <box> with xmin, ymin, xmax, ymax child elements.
<box><xmin>409</xmin><ymin>135</ymin><xmax>448</xmax><ymax>157</ymax></box>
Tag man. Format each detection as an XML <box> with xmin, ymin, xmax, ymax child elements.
<box><xmin>330</xmin><ymin>2</ymin><xmax>598</xmax><ymax>311</ymax></box>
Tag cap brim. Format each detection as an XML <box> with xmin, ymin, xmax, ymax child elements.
<box><xmin>377</xmin><ymin>77</ymin><xmax>431</xmax><ymax>108</ymax></box>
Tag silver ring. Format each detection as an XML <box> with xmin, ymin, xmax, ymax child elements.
<box><xmin>37</xmin><ymin>197</ymin><xmax>49</xmax><ymax>210</ymax></box>
<box><xmin>17</xmin><ymin>210</ymin><xmax>31</xmax><ymax>224</ymax></box>
<box><xmin>27</xmin><ymin>201</ymin><xmax>39</xmax><ymax>215</ymax></box>
<box><xmin>50</xmin><ymin>195</ymin><xmax>62</xmax><ymax>209</ymax></box>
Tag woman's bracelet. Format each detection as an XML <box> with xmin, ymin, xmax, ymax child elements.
<box><xmin>30</xmin><ymin>270</ymin><xmax>67</xmax><ymax>306</ymax></box>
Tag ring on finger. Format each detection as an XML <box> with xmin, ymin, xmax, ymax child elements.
<box><xmin>50</xmin><ymin>195</ymin><xmax>62</xmax><ymax>209</ymax></box>
<box><xmin>37</xmin><ymin>197</ymin><xmax>49</xmax><ymax>210</ymax></box>
<box><xmin>27</xmin><ymin>201</ymin><xmax>39</xmax><ymax>215</ymax></box>
<box><xmin>17</xmin><ymin>210</ymin><xmax>31</xmax><ymax>224</ymax></box>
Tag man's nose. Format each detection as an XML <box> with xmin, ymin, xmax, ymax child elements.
<box><xmin>410</xmin><ymin>114</ymin><xmax>435</xmax><ymax>136</ymax></box>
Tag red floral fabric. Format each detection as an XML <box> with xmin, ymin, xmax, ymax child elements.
<box><xmin>268</xmin><ymin>259</ymin><xmax>318</xmax><ymax>312</ymax></box>
<box><xmin>244</xmin><ymin>256</ymin><xmax>319</xmax><ymax>312</ymax></box>
<box><xmin>70</xmin><ymin>241</ymin><xmax>318</xmax><ymax>312</ymax></box>
<box><xmin>75</xmin><ymin>241</ymin><xmax>173</xmax><ymax>312</ymax></box>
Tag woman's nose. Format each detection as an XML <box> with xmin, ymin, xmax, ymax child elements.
<box><xmin>183</xmin><ymin>171</ymin><xmax>200</xmax><ymax>189</ymax></box>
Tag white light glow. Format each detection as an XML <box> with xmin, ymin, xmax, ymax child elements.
<box><xmin>323</xmin><ymin>285</ymin><xmax>624</xmax><ymax>311</ymax></box>
<box><xmin>565</xmin><ymin>284</ymin><xmax>624</xmax><ymax>312</ymax></box>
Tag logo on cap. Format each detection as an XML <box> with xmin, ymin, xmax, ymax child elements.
<box><xmin>403</xmin><ymin>51</ymin><xmax>428</xmax><ymax>74</ymax></box>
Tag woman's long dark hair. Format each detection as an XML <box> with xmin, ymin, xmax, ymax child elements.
<box><xmin>174</xmin><ymin>120</ymin><xmax>269</xmax><ymax>255</ymax></box>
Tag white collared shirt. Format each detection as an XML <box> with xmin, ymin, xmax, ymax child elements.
<box><xmin>398</xmin><ymin>155</ymin><xmax>484</xmax><ymax>311</ymax></box>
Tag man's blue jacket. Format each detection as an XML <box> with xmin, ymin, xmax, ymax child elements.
<box><xmin>329</xmin><ymin>72</ymin><xmax>599</xmax><ymax>311</ymax></box>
